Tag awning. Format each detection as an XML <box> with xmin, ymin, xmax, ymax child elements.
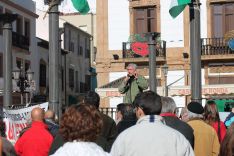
<box><xmin>96</xmin><ymin>84</ymin><xmax>234</xmax><ymax>98</ymax></box>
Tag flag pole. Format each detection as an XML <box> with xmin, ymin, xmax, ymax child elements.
<box><xmin>189</xmin><ymin>0</ymin><xmax>202</xmax><ymax>104</ymax></box>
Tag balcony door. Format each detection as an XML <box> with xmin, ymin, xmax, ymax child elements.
<box><xmin>212</xmin><ymin>3</ymin><xmax>234</xmax><ymax>38</ymax></box>
<box><xmin>134</xmin><ymin>7</ymin><xmax>156</xmax><ymax>34</ymax></box>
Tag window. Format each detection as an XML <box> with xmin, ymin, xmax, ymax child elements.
<box><xmin>39</xmin><ymin>63</ymin><xmax>46</xmax><ymax>87</ymax></box>
<box><xmin>80</xmin><ymin>82</ymin><xmax>85</xmax><ymax>93</ymax></box>
<box><xmin>79</xmin><ymin>46</ymin><xmax>83</xmax><ymax>56</ymax></box>
<box><xmin>25</xmin><ymin>60</ymin><xmax>30</xmax><ymax>71</ymax></box>
<box><xmin>0</xmin><ymin>53</ymin><xmax>3</xmax><ymax>77</ymax></box>
<box><xmin>77</xmin><ymin>34</ymin><xmax>80</xmax><ymax>55</ymax></box>
<box><xmin>69</xmin><ymin>42</ymin><xmax>74</xmax><ymax>52</ymax></box>
<box><xmin>134</xmin><ymin>7</ymin><xmax>156</xmax><ymax>34</ymax></box>
<box><xmin>75</xmin><ymin>71</ymin><xmax>79</xmax><ymax>92</ymax></box>
<box><xmin>24</xmin><ymin>19</ymin><xmax>30</xmax><ymax>38</ymax></box>
<box><xmin>16</xmin><ymin>16</ymin><xmax>23</xmax><ymax>35</ymax></box>
<box><xmin>85</xmin><ymin>38</ymin><xmax>90</xmax><ymax>58</ymax></box>
<box><xmin>0</xmin><ymin>6</ymin><xmax>3</xmax><ymax>35</ymax></box>
<box><xmin>69</xmin><ymin>68</ymin><xmax>74</xmax><ymax>90</ymax></box>
<box><xmin>212</xmin><ymin>3</ymin><xmax>234</xmax><ymax>37</ymax></box>
<box><xmin>16</xmin><ymin>58</ymin><xmax>23</xmax><ymax>69</ymax></box>
<box><xmin>85</xmin><ymin>75</ymin><xmax>91</xmax><ymax>91</ymax></box>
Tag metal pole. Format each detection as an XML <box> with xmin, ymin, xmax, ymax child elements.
<box><xmin>48</xmin><ymin>2</ymin><xmax>60</xmax><ymax>115</ymax></box>
<box><xmin>148</xmin><ymin>33</ymin><xmax>157</xmax><ymax>92</ymax></box>
<box><xmin>0</xmin><ymin>14</ymin><xmax>17</xmax><ymax>108</ymax></box>
<box><xmin>58</xmin><ymin>28</ymin><xmax>64</xmax><ymax>120</ymax></box>
<box><xmin>164</xmin><ymin>75</ymin><xmax>168</xmax><ymax>96</ymax></box>
<box><xmin>189</xmin><ymin>0</ymin><xmax>202</xmax><ymax>103</ymax></box>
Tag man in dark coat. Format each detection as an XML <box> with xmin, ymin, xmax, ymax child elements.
<box><xmin>44</xmin><ymin>110</ymin><xmax>59</xmax><ymax>137</ymax></box>
<box><xmin>160</xmin><ymin>96</ymin><xmax>194</xmax><ymax>148</ymax></box>
<box><xmin>49</xmin><ymin>91</ymin><xmax>117</xmax><ymax>154</ymax></box>
<box><xmin>116</xmin><ymin>103</ymin><xmax>136</xmax><ymax>135</ymax></box>
<box><xmin>84</xmin><ymin>91</ymin><xmax>117</xmax><ymax>151</ymax></box>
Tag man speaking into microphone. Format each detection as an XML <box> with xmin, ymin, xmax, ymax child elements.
<box><xmin>118</xmin><ymin>63</ymin><xmax>148</xmax><ymax>103</ymax></box>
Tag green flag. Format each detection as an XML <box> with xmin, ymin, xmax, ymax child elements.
<box><xmin>71</xmin><ymin>0</ymin><xmax>90</xmax><ymax>14</ymax></box>
<box><xmin>169</xmin><ymin>0</ymin><xmax>191</xmax><ymax>18</ymax></box>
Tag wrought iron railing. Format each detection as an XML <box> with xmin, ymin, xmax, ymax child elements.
<box><xmin>12</xmin><ymin>32</ymin><xmax>30</xmax><ymax>50</ymax></box>
<box><xmin>122</xmin><ymin>41</ymin><xmax>166</xmax><ymax>58</ymax></box>
<box><xmin>201</xmin><ymin>38</ymin><xmax>234</xmax><ymax>55</ymax></box>
<box><xmin>100</xmin><ymin>107</ymin><xmax>117</xmax><ymax>119</ymax></box>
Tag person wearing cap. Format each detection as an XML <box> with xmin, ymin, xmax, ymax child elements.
<box><xmin>111</xmin><ymin>91</ymin><xmax>194</xmax><ymax>156</ymax></box>
<box><xmin>187</xmin><ymin>101</ymin><xmax>220</xmax><ymax>156</ymax></box>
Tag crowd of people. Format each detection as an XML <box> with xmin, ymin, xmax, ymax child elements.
<box><xmin>0</xmin><ymin>63</ymin><xmax>233</xmax><ymax>156</ymax></box>
<box><xmin>0</xmin><ymin>90</ymin><xmax>233</xmax><ymax>156</ymax></box>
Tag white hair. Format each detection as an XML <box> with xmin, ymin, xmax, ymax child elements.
<box><xmin>161</xmin><ymin>97</ymin><xmax>176</xmax><ymax>113</ymax></box>
<box><xmin>187</xmin><ymin>110</ymin><xmax>203</xmax><ymax>119</ymax></box>
<box><xmin>127</xmin><ymin>63</ymin><xmax>137</xmax><ymax>70</ymax></box>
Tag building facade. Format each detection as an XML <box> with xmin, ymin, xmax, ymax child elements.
<box><xmin>96</xmin><ymin>0</ymin><xmax>234</xmax><ymax>108</ymax></box>
<box><xmin>62</xmin><ymin>22</ymin><xmax>92</xmax><ymax>105</ymax></box>
<box><xmin>0</xmin><ymin>0</ymin><xmax>38</xmax><ymax>105</ymax></box>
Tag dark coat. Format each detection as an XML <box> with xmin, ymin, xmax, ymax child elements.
<box><xmin>2</xmin><ymin>137</ymin><xmax>17</xmax><ymax>156</ymax></box>
<box><xmin>49</xmin><ymin>113</ymin><xmax>117</xmax><ymax>154</ymax></box>
<box><xmin>99</xmin><ymin>113</ymin><xmax>118</xmax><ymax>152</ymax></box>
<box><xmin>45</xmin><ymin>119</ymin><xmax>59</xmax><ymax>137</ymax></box>
<box><xmin>116</xmin><ymin>119</ymin><xmax>136</xmax><ymax>135</ymax></box>
<box><xmin>162</xmin><ymin>115</ymin><xmax>194</xmax><ymax>148</ymax></box>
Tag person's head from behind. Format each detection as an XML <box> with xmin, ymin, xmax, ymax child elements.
<box><xmin>126</xmin><ymin>63</ymin><xmax>137</xmax><ymax>77</ymax></box>
<box><xmin>180</xmin><ymin>107</ymin><xmax>189</xmax><ymax>122</ymax></box>
<box><xmin>117</xmin><ymin>103</ymin><xmax>136</xmax><ymax>121</ymax></box>
<box><xmin>59</xmin><ymin>104</ymin><xmax>103</xmax><ymax>142</ymax></box>
<box><xmin>219</xmin><ymin>122</ymin><xmax>234</xmax><ymax>156</ymax></box>
<box><xmin>187</xmin><ymin>101</ymin><xmax>204</xmax><ymax>120</ymax></box>
<box><xmin>31</xmin><ymin>107</ymin><xmax>45</xmax><ymax>122</ymax></box>
<box><xmin>204</xmin><ymin>100</ymin><xmax>220</xmax><ymax>124</ymax></box>
<box><xmin>44</xmin><ymin>110</ymin><xmax>55</xmax><ymax>121</ymax></box>
<box><xmin>84</xmin><ymin>91</ymin><xmax>100</xmax><ymax>109</ymax></box>
<box><xmin>116</xmin><ymin>103</ymin><xmax>126</xmax><ymax>121</ymax></box>
<box><xmin>160</xmin><ymin>97</ymin><xmax>177</xmax><ymax>114</ymax></box>
<box><xmin>133</xmin><ymin>91</ymin><xmax>162</xmax><ymax>119</ymax></box>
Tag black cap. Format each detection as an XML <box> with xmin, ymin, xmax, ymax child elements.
<box><xmin>187</xmin><ymin>102</ymin><xmax>204</xmax><ymax>114</ymax></box>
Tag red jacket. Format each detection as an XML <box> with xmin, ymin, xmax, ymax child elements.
<box><xmin>212</xmin><ymin>121</ymin><xmax>226</xmax><ymax>142</ymax></box>
<box><xmin>15</xmin><ymin>121</ymin><xmax>53</xmax><ymax>156</ymax></box>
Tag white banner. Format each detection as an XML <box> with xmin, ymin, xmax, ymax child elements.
<box><xmin>3</xmin><ymin>102</ymin><xmax>49</xmax><ymax>143</ymax></box>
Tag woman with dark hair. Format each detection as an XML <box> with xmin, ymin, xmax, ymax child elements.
<box><xmin>204</xmin><ymin>101</ymin><xmax>226</xmax><ymax>142</ymax></box>
<box><xmin>51</xmin><ymin>104</ymin><xmax>110</xmax><ymax>156</ymax></box>
<box><xmin>219</xmin><ymin>123</ymin><xmax>234</xmax><ymax>156</ymax></box>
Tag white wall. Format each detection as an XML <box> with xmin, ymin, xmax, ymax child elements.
<box><xmin>160</xmin><ymin>0</ymin><xmax>184</xmax><ymax>47</ymax></box>
<box><xmin>109</xmin><ymin>72</ymin><xmax>127</xmax><ymax>82</ymax></box>
<box><xmin>167</xmin><ymin>70</ymin><xmax>185</xmax><ymax>107</ymax></box>
<box><xmin>108</xmin><ymin>0</ymin><xmax>129</xmax><ymax>50</ymax></box>
<box><xmin>200</xmin><ymin>0</ymin><xmax>208</xmax><ymax>38</ymax></box>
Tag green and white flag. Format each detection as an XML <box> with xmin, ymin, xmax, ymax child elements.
<box><xmin>71</xmin><ymin>0</ymin><xmax>90</xmax><ymax>14</ymax></box>
<box><xmin>169</xmin><ymin>0</ymin><xmax>191</xmax><ymax>18</ymax></box>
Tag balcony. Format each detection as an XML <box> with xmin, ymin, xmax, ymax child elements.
<box><xmin>201</xmin><ymin>38</ymin><xmax>234</xmax><ymax>56</ymax></box>
<box><xmin>12</xmin><ymin>32</ymin><xmax>29</xmax><ymax>50</ymax></box>
<box><xmin>122</xmin><ymin>40</ymin><xmax>166</xmax><ymax>60</ymax></box>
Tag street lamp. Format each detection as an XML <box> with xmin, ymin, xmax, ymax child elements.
<box><xmin>12</xmin><ymin>66</ymin><xmax>34</xmax><ymax>104</ymax></box>
<box><xmin>162</xmin><ymin>64</ymin><xmax>168</xmax><ymax>96</ymax></box>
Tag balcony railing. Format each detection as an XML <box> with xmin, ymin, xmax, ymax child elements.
<box><xmin>122</xmin><ymin>41</ymin><xmax>166</xmax><ymax>58</ymax></box>
<box><xmin>12</xmin><ymin>32</ymin><xmax>30</xmax><ymax>50</ymax></box>
<box><xmin>201</xmin><ymin>38</ymin><xmax>234</xmax><ymax>55</ymax></box>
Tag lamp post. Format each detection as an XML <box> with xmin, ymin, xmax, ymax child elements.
<box><xmin>0</xmin><ymin>13</ymin><xmax>17</xmax><ymax>108</ymax></box>
<box><xmin>162</xmin><ymin>64</ymin><xmax>168</xmax><ymax>96</ymax></box>
<box><xmin>12</xmin><ymin>66</ymin><xmax>34</xmax><ymax>104</ymax></box>
<box><xmin>44</xmin><ymin>0</ymin><xmax>63</xmax><ymax>115</ymax></box>
<box><xmin>146</xmin><ymin>32</ymin><xmax>160</xmax><ymax>93</ymax></box>
<box><xmin>189</xmin><ymin>0</ymin><xmax>202</xmax><ymax>103</ymax></box>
